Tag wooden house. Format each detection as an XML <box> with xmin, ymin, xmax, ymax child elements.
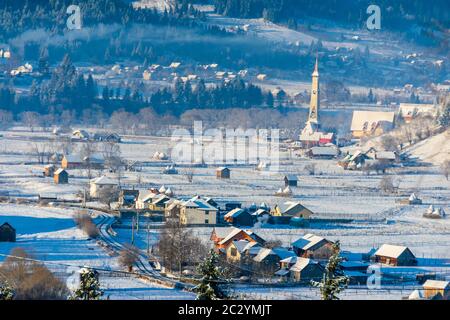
<box><xmin>216</xmin><ymin>167</ymin><xmax>230</xmax><ymax>179</ymax></box>
<box><xmin>0</xmin><ymin>222</ymin><xmax>16</xmax><ymax>242</ymax></box>
<box><xmin>54</xmin><ymin>168</ymin><xmax>68</xmax><ymax>184</ymax></box>
<box><xmin>253</xmin><ymin>247</ymin><xmax>296</xmax><ymax>273</ymax></box>
<box><xmin>271</xmin><ymin>201</ymin><xmax>314</xmax><ymax>224</ymax></box>
<box><xmin>292</xmin><ymin>234</ymin><xmax>334</xmax><ymax>260</ymax></box>
<box><xmin>285</xmin><ymin>257</ymin><xmax>324</xmax><ymax>283</ymax></box>
<box><xmin>61</xmin><ymin>155</ymin><xmax>83</xmax><ymax>169</ymax></box>
<box><xmin>372</xmin><ymin>244</ymin><xmax>417</xmax><ymax>266</ymax></box>
<box><xmin>43</xmin><ymin>164</ymin><xmax>55</xmax><ymax>177</ymax></box>
<box><xmin>212</xmin><ymin>227</ymin><xmax>266</xmax><ymax>251</ymax></box>
<box><xmin>226</xmin><ymin>240</ymin><xmax>260</xmax><ymax>264</ymax></box>
<box><xmin>224</xmin><ymin>208</ymin><xmax>254</xmax><ymax>227</ymax></box>
<box><xmin>284</xmin><ymin>175</ymin><xmax>298</xmax><ymax>187</ymax></box>
<box><xmin>423</xmin><ymin>280</ymin><xmax>450</xmax><ymax>300</ymax></box>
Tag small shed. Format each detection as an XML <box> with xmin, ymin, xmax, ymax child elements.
<box><xmin>0</xmin><ymin>222</ymin><xmax>16</xmax><ymax>242</ymax></box>
<box><xmin>43</xmin><ymin>164</ymin><xmax>55</xmax><ymax>177</ymax></box>
<box><xmin>284</xmin><ymin>175</ymin><xmax>298</xmax><ymax>187</ymax></box>
<box><xmin>54</xmin><ymin>168</ymin><xmax>69</xmax><ymax>184</ymax></box>
<box><xmin>216</xmin><ymin>167</ymin><xmax>231</xmax><ymax>179</ymax></box>
<box><xmin>423</xmin><ymin>280</ymin><xmax>450</xmax><ymax>300</ymax></box>
<box><xmin>224</xmin><ymin>208</ymin><xmax>254</xmax><ymax>227</ymax></box>
<box><xmin>372</xmin><ymin>244</ymin><xmax>417</xmax><ymax>266</ymax></box>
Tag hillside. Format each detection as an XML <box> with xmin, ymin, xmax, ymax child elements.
<box><xmin>406</xmin><ymin>129</ymin><xmax>450</xmax><ymax>166</ymax></box>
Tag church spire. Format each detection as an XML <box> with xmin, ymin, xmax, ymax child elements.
<box><xmin>308</xmin><ymin>56</ymin><xmax>320</xmax><ymax>127</ymax></box>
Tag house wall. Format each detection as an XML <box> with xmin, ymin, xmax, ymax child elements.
<box><xmin>423</xmin><ymin>288</ymin><xmax>449</xmax><ymax>300</ymax></box>
<box><xmin>226</xmin><ymin>245</ymin><xmax>242</xmax><ymax>263</ymax></box>
<box><xmin>180</xmin><ymin>207</ymin><xmax>217</xmax><ymax>225</ymax></box>
<box><xmin>0</xmin><ymin>226</ymin><xmax>16</xmax><ymax>242</ymax></box>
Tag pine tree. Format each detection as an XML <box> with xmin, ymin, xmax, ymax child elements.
<box><xmin>70</xmin><ymin>268</ymin><xmax>103</xmax><ymax>300</ymax></box>
<box><xmin>193</xmin><ymin>250</ymin><xmax>227</xmax><ymax>300</ymax></box>
<box><xmin>311</xmin><ymin>241</ymin><xmax>349</xmax><ymax>300</ymax></box>
<box><xmin>0</xmin><ymin>281</ymin><xmax>15</xmax><ymax>300</ymax></box>
<box><xmin>438</xmin><ymin>98</ymin><xmax>450</xmax><ymax>128</ymax></box>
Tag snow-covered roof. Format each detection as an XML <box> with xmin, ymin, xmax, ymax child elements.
<box><xmin>292</xmin><ymin>234</ymin><xmax>328</xmax><ymax>251</ymax></box>
<box><xmin>375</xmin><ymin>151</ymin><xmax>397</xmax><ymax>160</ymax></box>
<box><xmin>399</xmin><ymin>103</ymin><xmax>436</xmax><ymax>116</ymax></box>
<box><xmin>408</xmin><ymin>289</ymin><xmax>424</xmax><ymax>300</ymax></box>
<box><xmin>351</xmin><ymin>111</ymin><xmax>395</xmax><ymax>131</ymax></box>
<box><xmin>284</xmin><ymin>175</ymin><xmax>297</xmax><ymax>181</ymax></box>
<box><xmin>224</xmin><ymin>208</ymin><xmax>246</xmax><ymax>219</ymax></box>
<box><xmin>253</xmin><ymin>247</ymin><xmax>295</xmax><ymax>263</ymax></box>
<box><xmin>374</xmin><ymin>244</ymin><xmax>411</xmax><ymax>259</ymax></box>
<box><xmin>218</xmin><ymin>227</ymin><xmax>262</xmax><ymax>245</ymax></box>
<box><xmin>54</xmin><ymin>168</ymin><xmax>66</xmax><ymax>175</ymax></box>
<box><xmin>289</xmin><ymin>257</ymin><xmax>318</xmax><ymax>272</ymax></box>
<box><xmin>182</xmin><ymin>196</ymin><xmax>218</xmax><ymax>211</ymax></box>
<box><xmin>423</xmin><ymin>280</ymin><xmax>450</xmax><ymax>289</ymax></box>
<box><xmin>310</xmin><ymin>146</ymin><xmax>339</xmax><ymax>156</ymax></box>
<box><xmin>90</xmin><ymin>176</ymin><xmax>117</xmax><ymax>185</ymax></box>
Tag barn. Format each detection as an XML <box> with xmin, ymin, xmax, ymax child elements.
<box><xmin>373</xmin><ymin>244</ymin><xmax>417</xmax><ymax>266</ymax></box>
<box><xmin>216</xmin><ymin>167</ymin><xmax>230</xmax><ymax>179</ymax></box>
<box><xmin>54</xmin><ymin>168</ymin><xmax>69</xmax><ymax>184</ymax></box>
<box><xmin>284</xmin><ymin>175</ymin><xmax>298</xmax><ymax>187</ymax></box>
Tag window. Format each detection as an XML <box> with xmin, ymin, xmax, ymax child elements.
<box><xmin>230</xmin><ymin>248</ymin><xmax>237</xmax><ymax>257</ymax></box>
<box><xmin>205</xmin><ymin>219</ymin><xmax>209</xmax><ymax>224</ymax></box>
<box><xmin>205</xmin><ymin>211</ymin><xmax>209</xmax><ymax>215</ymax></box>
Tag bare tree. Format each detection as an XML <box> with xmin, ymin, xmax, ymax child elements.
<box><xmin>379</xmin><ymin>176</ymin><xmax>398</xmax><ymax>194</ymax></box>
<box><xmin>118</xmin><ymin>244</ymin><xmax>140</xmax><ymax>272</ymax></box>
<box><xmin>31</xmin><ymin>142</ymin><xmax>48</xmax><ymax>164</ymax></box>
<box><xmin>97</xmin><ymin>186</ymin><xmax>119</xmax><ymax>209</ymax></box>
<box><xmin>80</xmin><ymin>140</ymin><xmax>98</xmax><ymax>180</ymax></box>
<box><xmin>156</xmin><ymin>220</ymin><xmax>207</xmax><ymax>276</ymax></box>
<box><xmin>381</xmin><ymin>135</ymin><xmax>399</xmax><ymax>152</ymax></box>
<box><xmin>182</xmin><ymin>168</ymin><xmax>195</xmax><ymax>183</ymax></box>
<box><xmin>73</xmin><ymin>211</ymin><xmax>99</xmax><ymax>238</ymax></box>
<box><xmin>304</xmin><ymin>163</ymin><xmax>316</xmax><ymax>175</ymax></box>
<box><xmin>19</xmin><ymin>112</ymin><xmax>42</xmax><ymax>132</ymax></box>
<box><xmin>0</xmin><ymin>248</ymin><xmax>69</xmax><ymax>300</ymax></box>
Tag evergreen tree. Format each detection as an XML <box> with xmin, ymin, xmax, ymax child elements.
<box><xmin>438</xmin><ymin>98</ymin><xmax>450</xmax><ymax>128</ymax></box>
<box><xmin>70</xmin><ymin>268</ymin><xmax>103</xmax><ymax>300</ymax></box>
<box><xmin>194</xmin><ymin>250</ymin><xmax>227</xmax><ymax>300</ymax></box>
<box><xmin>0</xmin><ymin>281</ymin><xmax>15</xmax><ymax>300</ymax></box>
<box><xmin>311</xmin><ymin>241</ymin><xmax>349</xmax><ymax>300</ymax></box>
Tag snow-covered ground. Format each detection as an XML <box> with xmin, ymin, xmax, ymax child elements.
<box><xmin>0</xmin><ymin>128</ymin><xmax>448</xmax><ymax>300</ymax></box>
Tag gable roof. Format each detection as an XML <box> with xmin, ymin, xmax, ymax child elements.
<box><xmin>423</xmin><ymin>280</ymin><xmax>450</xmax><ymax>289</ymax></box>
<box><xmin>351</xmin><ymin>111</ymin><xmax>395</xmax><ymax>131</ymax></box>
<box><xmin>374</xmin><ymin>244</ymin><xmax>413</xmax><ymax>259</ymax></box>
<box><xmin>0</xmin><ymin>222</ymin><xmax>15</xmax><ymax>231</ymax></box>
<box><xmin>284</xmin><ymin>175</ymin><xmax>298</xmax><ymax>181</ymax></box>
<box><xmin>218</xmin><ymin>227</ymin><xmax>264</xmax><ymax>246</ymax></box>
<box><xmin>224</xmin><ymin>208</ymin><xmax>247</xmax><ymax>219</ymax></box>
<box><xmin>292</xmin><ymin>234</ymin><xmax>330</xmax><ymax>251</ymax></box>
<box><xmin>399</xmin><ymin>103</ymin><xmax>436</xmax><ymax>116</ymax></box>
<box><xmin>182</xmin><ymin>196</ymin><xmax>218</xmax><ymax>211</ymax></box>
<box><xmin>54</xmin><ymin>168</ymin><xmax>67</xmax><ymax>175</ymax></box>
<box><xmin>278</xmin><ymin>201</ymin><xmax>313</xmax><ymax>216</ymax></box>
<box><xmin>90</xmin><ymin>176</ymin><xmax>117</xmax><ymax>186</ymax></box>
<box><xmin>253</xmin><ymin>247</ymin><xmax>295</xmax><ymax>262</ymax></box>
<box><xmin>289</xmin><ymin>257</ymin><xmax>320</xmax><ymax>272</ymax></box>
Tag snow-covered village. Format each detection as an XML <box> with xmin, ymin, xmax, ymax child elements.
<box><xmin>0</xmin><ymin>0</ymin><xmax>449</xmax><ymax>305</ymax></box>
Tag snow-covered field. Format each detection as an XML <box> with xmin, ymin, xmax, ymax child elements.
<box><xmin>0</xmin><ymin>128</ymin><xmax>448</xmax><ymax>300</ymax></box>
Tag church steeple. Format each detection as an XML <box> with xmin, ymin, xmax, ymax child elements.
<box><xmin>308</xmin><ymin>56</ymin><xmax>320</xmax><ymax>127</ymax></box>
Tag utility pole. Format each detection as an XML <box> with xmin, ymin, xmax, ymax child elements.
<box><xmin>131</xmin><ymin>216</ymin><xmax>135</xmax><ymax>245</ymax></box>
<box><xmin>147</xmin><ymin>219</ymin><xmax>150</xmax><ymax>256</ymax></box>
<box><xmin>136</xmin><ymin>211</ymin><xmax>139</xmax><ymax>233</ymax></box>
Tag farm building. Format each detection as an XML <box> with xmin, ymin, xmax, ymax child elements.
<box><xmin>308</xmin><ymin>145</ymin><xmax>340</xmax><ymax>159</ymax></box>
<box><xmin>179</xmin><ymin>196</ymin><xmax>218</xmax><ymax>225</ymax></box>
<box><xmin>398</xmin><ymin>103</ymin><xmax>437</xmax><ymax>123</ymax></box>
<box><xmin>284</xmin><ymin>175</ymin><xmax>298</xmax><ymax>187</ymax></box>
<box><xmin>292</xmin><ymin>234</ymin><xmax>334</xmax><ymax>260</ymax></box>
<box><xmin>211</xmin><ymin>227</ymin><xmax>266</xmax><ymax>251</ymax></box>
<box><xmin>226</xmin><ymin>240</ymin><xmax>261</xmax><ymax>263</ymax></box>
<box><xmin>89</xmin><ymin>176</ymin><xmax>118</xmax><ymax>198</ymax></box>
<box><xmin>43</xmin><ymin>164</ymin><xmax>55</xmax><ymax>177</ymax></box>
<box><xmin>54</xmin><ymin>168</ymin><xmax>69</xmax><ymax>184</ymax></box>
<box><xmin>135</xmin><ymin>190</ymin><xmax>159</xmax><ymax>209</ymax></box>
<box><xmin>372</xmin><ymin>244</ymin><xmax>417</xmax><ymax>266</ymax></box>
<box><xmin>272</xmin><ymin>201</ymin><xmax>314</xmax><ymax>222</ymax></box>
<box><xmin>276</xmin><ymin>257</ymin><xmax>324</xmax><ymax>283</ymax></box>
<box><xmin>93</xmin><ymin>132</ymin><xmax>121</xmax><ymax>143</ymax></box>
<box><xmin>216</xmin><ymin>167</ymin><xmax>231</xmax><ymax>179</ymax></box>
<box><xmin>253</xmin><ymin>247</ymin><xmax>296</xmax><ymax>272</ymax></box>
<box><xmin>422</xmin><ymin>280</ymin><xmax>450</xmax><ymax>300</ymax></box>
<box><xmin>350</xmin><ymin>111</ymin><xmax>395</xmax><ymax>138</ymax></box>
<box><xmin>224</xmin><ymin>208</ymin><xmax>254</xmax><ymax>227</ymax></box>
<box><xmin>0</xmin><ymin>222</ymin><xmax>16</xmax><ymax>242</ymax></box>
<box><xmin>61</xmin><ymin>155</ymin><xmax>83</xmax><ymax>169</ymax></box>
